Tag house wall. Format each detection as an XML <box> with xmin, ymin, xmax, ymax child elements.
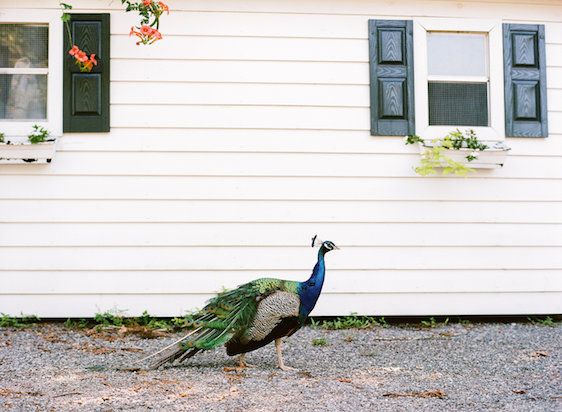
<box><xmin>1</xmin><ymin>0</ymin><xmax>561</xmax><ymax>317</ymax></box>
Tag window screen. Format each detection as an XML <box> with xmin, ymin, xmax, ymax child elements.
<box><xmin>427</xmin><ymin>32</ymin><xmax>489</xmax><ymax>127</ymax></box>
<box><xmin>0</xmin><ymin>24</ymin><xmax>48</xmax><ymax>120</ymax></box>
<box><xmin>429</xmin><ymin>82</ymin><xmax>488</xmax><ymax>126</ymax></box>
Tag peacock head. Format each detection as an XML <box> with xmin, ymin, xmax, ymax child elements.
<box><xmin>311</xmin><ymin>235</ymin><xmax>339</xmax><ymax>253</ymax></box>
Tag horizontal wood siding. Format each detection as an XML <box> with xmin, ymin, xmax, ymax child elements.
<box><xmin>1</xmin><ymin>0</ymin><xmax>561</xmax><ymax>317</ymax></box>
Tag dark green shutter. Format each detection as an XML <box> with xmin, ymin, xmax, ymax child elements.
<box><xmin>63</xmin><ymin>14</ymin><xmax>110</xmax><ymax>132</ymax></box>
<box><xmin>503</xmin><ymin>24</ymin><xmax>548</xmax><ymax>137</ymax></box>
<box><xmin>368</xmin><ymin>20</ymin><xmax>415</xmax><ymax>136</ymax></box>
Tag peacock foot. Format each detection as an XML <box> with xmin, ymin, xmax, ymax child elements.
<box><xmin>238</xmin><ymin>354</ymin><xmax>255</xmax><ymax>368</ymax></box>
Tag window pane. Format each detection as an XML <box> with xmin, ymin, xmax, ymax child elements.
<box><xmin>0</xmin><ymin>24</ymin><xmax>49</xmax><ymax>68</ymax></box>
<box><xmin>428</xmin><ymin>82</ymin><xmax>488</xmax><ymax>126</ymax></box>
<box><xmin>427</xmin><ymin>33</ymin><xmax>487</xmax><ymax>76</ymax></box>
<box><xmin>0</xmin><ymin>74</ymin><xmax>47</xmax><ymax>119</ymax></box>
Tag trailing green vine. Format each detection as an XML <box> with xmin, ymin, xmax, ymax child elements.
<box><xmin>405</xmin><ymin>129</ymin><xmax>489</xmax><ymax>177</ymax></box>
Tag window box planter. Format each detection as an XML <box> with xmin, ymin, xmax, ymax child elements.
<box><xmin>418</xmin><ymin>140</ymin><xmax>511</xmax><ymax>169</ymax></box>
<box><xmin>0</xmin><ymin>137</ymin><xmax>57</xmax><ymax>164</ymax></box>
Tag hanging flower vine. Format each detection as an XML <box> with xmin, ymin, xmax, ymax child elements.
<box><xmin>124</xmin><ymin>0</ymin><xmax>169</xmax><ymax>45</ymax></box>
<box><xmin>60</xmin><ymin>1</ymin><xmax>169</xmax><ymax>72</ymax></box>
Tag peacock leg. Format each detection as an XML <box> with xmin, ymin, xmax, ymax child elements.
<box><xmin>275</xmin><ymin>338</ymin><xmax>297</xmax><ymax>371</ymax></box>
<box><xmin>238</xmin><ymin>353</ymin><xmax>254</xmax><ymax>368</ymax></box>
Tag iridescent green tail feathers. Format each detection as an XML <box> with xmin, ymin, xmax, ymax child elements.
<box><xmin>139</xmin><ymin>278</ymin><xmax>298</xmax><ymax>369</ymax></box>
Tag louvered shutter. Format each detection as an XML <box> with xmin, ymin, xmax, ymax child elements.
<box><xmin>503</xmin><ymin>24</ymin><xmax>548</xmax><ymax>137</ymax></box>
<box><xmin>63</xmin><ymin>14</ymin><xmax>110</xmax><ymax>132</ymax></box>
<box><xmin>368</xmin><ymin>20</ymin><xmax>415</xmax><ymax>136</ymax></box>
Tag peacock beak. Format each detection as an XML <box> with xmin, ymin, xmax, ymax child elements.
<box><xmin>333</xmin><ymin>244</ymin><xmax>340</xmax><ymax>250</ymax></box>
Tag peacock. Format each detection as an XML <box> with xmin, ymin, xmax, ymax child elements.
<box><xmin>139</xmin><ymin>236</ymin><xmax>338</xmax><ymax>371</ymax></box>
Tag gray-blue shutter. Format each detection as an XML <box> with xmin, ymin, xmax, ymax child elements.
<box><xmin>368</xmin><ymin>20</ymin><xmax>414</xmax><ymax>136</ymax></box>
<box><xmin>503</xmin><ymin>24</ymin><xmax>548</xmax><ymax>137</ymax></box>
<box><xmin>63</xmin><ymin>14</ymin><xmax>110</xmax><ymax>133</ymax></box>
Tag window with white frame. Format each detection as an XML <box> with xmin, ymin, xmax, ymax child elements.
<box><xmin>0</xmin><ymin>11</ymin><xmax>62</xmax><ymax>138</ymax></box>
<box><xmin>427</xmin><ymin>32</ymin><xmax>489</xmax><ymax>127</ymax></box>
<box><xmin>413</xmin><ymin>19</ymin><xmax>504</xmax><ymax>140</ymax></box>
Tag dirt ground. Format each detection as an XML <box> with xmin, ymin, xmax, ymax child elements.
<box><xmin>0</xmin><ymin>322</ymin><xmax>560</xmax><ymax>411</ymax></box>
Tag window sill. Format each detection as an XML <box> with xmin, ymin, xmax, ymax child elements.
<box><xmin>0</xmin><ymin>137</ymin><xmax>58</xmax><ymax>164</ymax></box>
<box><xmin>417</xmin><ymin>140</ymin><xmax>511</xmax><ymax>169</ymax></box>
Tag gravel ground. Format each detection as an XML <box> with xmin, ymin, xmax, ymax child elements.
<box><xmin>0</xmin><ymin>322</ymin><xmax>560</xmax><ymax>411</ymax></box>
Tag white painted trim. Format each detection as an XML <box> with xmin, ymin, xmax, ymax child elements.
<box><xmin>414</xmin><ymin>18</ymin><xmax>505</xmax><ymax>141</ymax></box>
<box><xmin>415</xmin><ymin>18</ymin><xmax>499</xmax><ymax>33</ymax></box>
<box><xmin>427</xmin><ymin>75</ymin><xmax>489</xmax><ymax>83</ymax></box>
<box><xmin>0</xmin><ymin>10</ymin><xmax>63</xmax><ymax>137</ymax></box>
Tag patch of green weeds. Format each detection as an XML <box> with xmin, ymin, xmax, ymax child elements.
<box><xmin>64</xmin><ymin>318</ymin><xmax>89</xmax><ymax>329</ymax></box>
<box><xmin>527</xmin><ymin>316</ymin><xmax>558</xmax><ymax>327</ymax></box>
<box><xmin>312</xmin><ymin>338</ymin><xmax>328</xmax><ymax>346</ymax></box>
<box><xmin>420</xmin><ymin>317</ymin><xmax>449</xmax><ymax>328</ymax></box>
<box><xmin>94</xmin><ymin>311</ymin><xmax>126</xmax><ymax>328</ymax></box>
<box><xmin>0</xmin><ymin>313</ymin><xmax>39</xmax><ymax>328</ymax></box>
<box><xmin>310</xmin><ymin>314</ymin><xmax>389</xmax><ymax>330</ymax></box>
<box><xmin>84</xmin><ymin>310</ymin><xmax>198</xmax><ymax>336</ymax></box>
<box><xmin>137</xmin><ymin>310</ymin><xmax>175</xmax><ymax>330</ymax></box>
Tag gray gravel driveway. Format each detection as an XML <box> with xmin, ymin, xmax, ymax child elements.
<box><xmin>0</xmin><ymin>322</ymin><xmax>560</xmax><ymax>411</ymax></box>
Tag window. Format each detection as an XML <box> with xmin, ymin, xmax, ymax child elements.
<box><xmin>427</xmin><ymin>32</ymin><xmax>488</xmax><ymax>127</ymax></box>
<box><xmin>413</xmin><ymin>19</ymin><xmax>505</xmax><ymax>140</ymax></box>
<box><xmin>0</xmin><ymin>11</ymin><xmax>62</xmax><ymax>137</ymax></box>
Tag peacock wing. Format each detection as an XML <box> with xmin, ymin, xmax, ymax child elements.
<box><xmin>243</xmin><ymin>290</ymin><xmax>301</xmax><ymax>342</ymax></box>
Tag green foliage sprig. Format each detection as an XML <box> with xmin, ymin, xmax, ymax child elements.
<box><xmin>0</xmin><ymin>313</ymin><xmax>40</xmax><ymax>328</ymax></box>
<box><xmin>28</xmin><ymin>124</ymin><xmax>50</xmax><ymax>144</ymax></box>
<box><xmin>406</xmin><ymin>129</ymin><xmax>489</xmax><ymax>176</ymax></box>
<box><xmin>312</xmin><ymin>338</ymin><xmax>328</xmax><ymax>346</ymax></box>
<box><xmin>0</xmin><ymin>132</ymin><xmax>4</xmax><ymax>143</ymax></box>
<box><xmin>310</xmin><ymin>314</ymin><xmax>388</xmax><ymax>330</ymax></box>
<box><xmin>121</xmin><ymin>0</ymin><xmax>168</xmax><ymax>30</ymax></box>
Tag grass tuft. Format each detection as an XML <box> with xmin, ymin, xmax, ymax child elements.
<box><xmin>0</xmin><ymin>313</ymin><xmax>39</xmax><ymax>328</ymax></box>
<box><xmin>420</xmin><ymin>317</ymin><xmax>449</xmax><ymax>328</ymax></box>
<box><xmin>312</xmin><ymin>338</ymin><xmax>328</xmax><ymax>346</ymax></box>
<box><xmin>310</xmin><ymin>314</ymin><xmax>388</xmax><ymax>330</ymax></box>
<box><xmin>527</xmin><ymin>316</ymin><xmax>558</xmax><ymax>327</ymax></box>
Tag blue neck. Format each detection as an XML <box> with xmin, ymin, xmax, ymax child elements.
<box><xmin>298</xmin><ymin>248</ymin><xmax>326</xmax><ymax>319</ymax></box>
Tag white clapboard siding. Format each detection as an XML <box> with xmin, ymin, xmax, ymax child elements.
<box><xmin>1</xmin><ymin>293</ymin><xmax>560</xmax><ymax>317</ymax></box>
<box><xmin>110</xmin><ymin>82</ymin><xmax>370</xmax><ymax>107</ymax></box>
<box><xmin>1</xmin><ymin>152</ymin><xmax>562</xmax><ymax>179</ymax></box>
<box><xmin>111</xmin><ymin>60</ymin><xmax>369</xmax><ymax>84</ymax></box>
<box><xmin>2</xmin><ymin>223</ymin><xmax>562</xmax><ymax>247</ymax></box>
<box><xmin>112</xmin><ymin>35</ymin><xmax>368</xmax><ymax>62</ymax></box>
<box><xmin>4</xmin><ymin>270</ymin><xmax>562</xmax><ymax>294</ymax></box>
<box><xmin>7</xmin><ymin>0</ymin><xmax>562</xmax><ymax>22</ymax></box>
<box><xmin>1</xmin><ymin>200</ymin><xmax>561</xmax><ymax>224</ymax></box>
<box><xmin>1</xmin><ymin>0</ymin><xmax>562</xmax><ymax>317</ymax></box>
<box><xmin>1</xmin><ymin>247</ymin><xmax>561</xmax><ymax>271</ymax></box>
<box><xmin>57</xmin><ymin>129</ymin><xmax>562</xmax><ymax>157</ymax></box>
<box><xmin>109</xmin><ymin>105</ymin><xmax>370</xmax><ymax>130</ymax></box>
<box><xmin>1</xmin><ymin>176</ymin><xmax>562</xmax><ymax>201</ymax></box>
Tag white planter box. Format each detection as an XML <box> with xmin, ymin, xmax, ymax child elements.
<box><xmin>0</xmin><ymin>138</ymin><xmax>57</xmax><ymax>164</ymax></box>
<box><xmin>418</xmin><ymin>140</ymin><xmax>511</xmax><ymax>169</ymax></box>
